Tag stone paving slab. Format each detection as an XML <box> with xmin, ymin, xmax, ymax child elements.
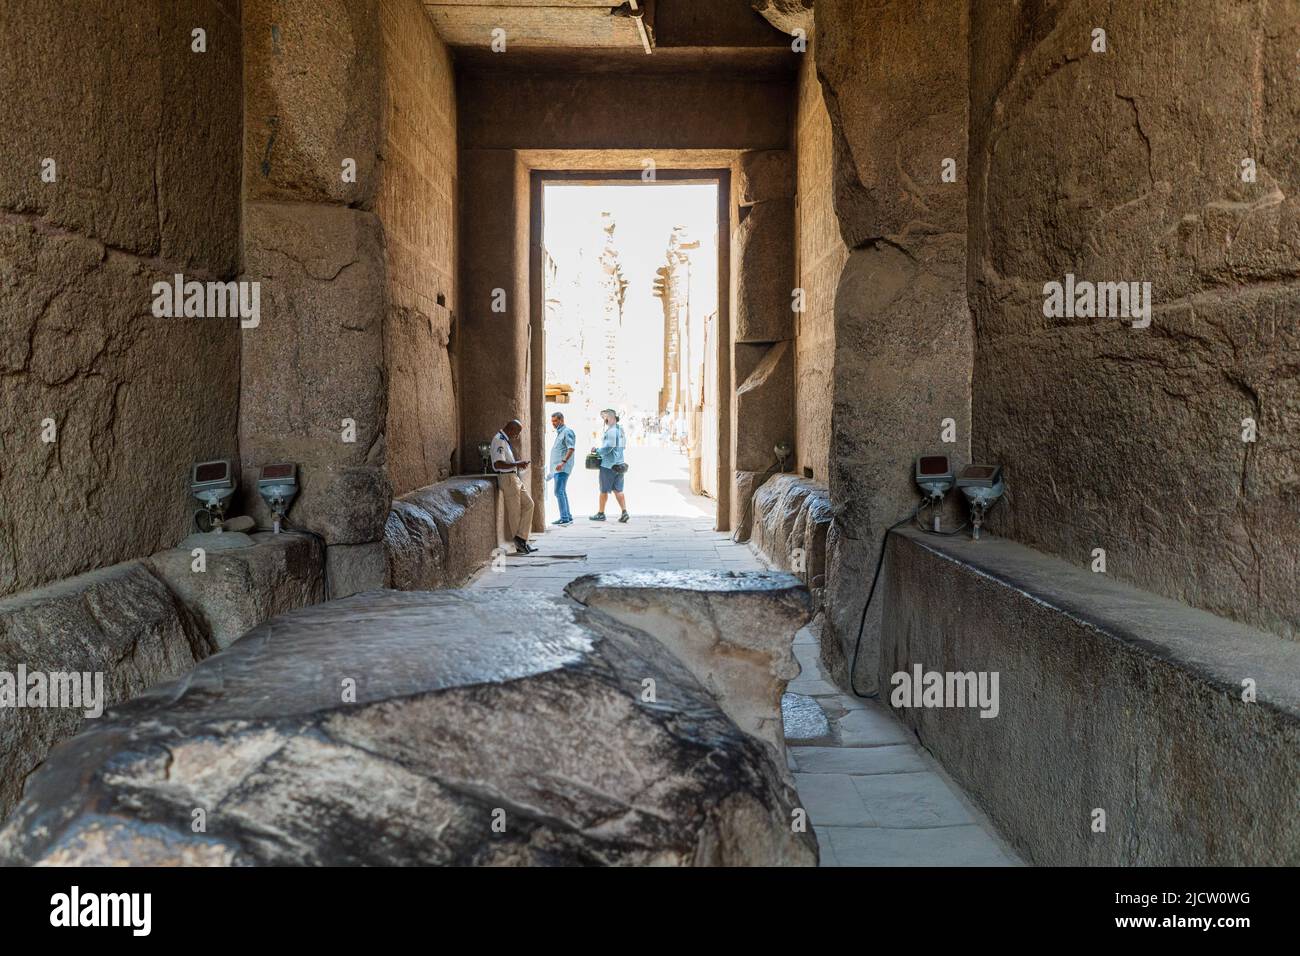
<box><xmin>821</xmin><ymin>824</ymin><xmax>1016</xmax><ymax>867</ymax></box>
<box><xmin>790</xmin><ymin>744</ymin><xmax>927</xmax><ymax>775</ymax></box>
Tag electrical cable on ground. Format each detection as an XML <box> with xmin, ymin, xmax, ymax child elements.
<box><xmin>848</xmin><ymin>503</ymin><xmax>920</xmax><ymax>698</ymax></box>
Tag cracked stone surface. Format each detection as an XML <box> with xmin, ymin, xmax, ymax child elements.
<box><xmin>565</xmin><ymin>569</ymin><xmax>811</xmax><ymax>760</ymax></box>
<box><xmin>0</xmin><ymin>560</ymin><xmax>216</xmax><ymax>820</ymax></box>
<box><xmin>0</xmin><ymin>589</ymin><xmax>817</xmax><ymax>867</ymax></box>
<box><xmin>385</xmin><ymin>478</ymin><xmax>497</xmax><ymax>590</ymax></box>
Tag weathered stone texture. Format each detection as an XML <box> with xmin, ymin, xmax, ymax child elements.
<box><xmin>239</xmin><ymin>202</ymin><xmax>391</xmax><ymax>544</ymax></box>
<box><xmin>750</xmin><ymin>475</ymin><xmax>831</xmax><ymax>590</ymax></box>
<box><xmin>752</xmin><ymin>0</ymin><xmax>814</xmax><ymax>36</ymax></box>
<box><xmin>969</xmin><ymin>0</ymin><xmax>1300</xmax><ymax>640</ymax></box>
<box><xmin>815</xmin><ymin>0</ymin><xmax>968</xmax><ymax>246</ymax></box>
<box><xmin>794</xmin><ymin>43</ymin><xmax>846</xmax><ymax>483</ymax></box>
<box><xmin>242</xmin><ymin>0</ymin><xmax>381</xmax><ymax>207</ymax></box>
<box><xmin>385</xmin><ymin>478</ymin><xmax>497</xmax><ymax>590</ymax></box>
<box><xmin>815</xmin><ymin>0</ymin><xmax>971</xmax><ymax>692</ymax></box>
<box><xmin>146</xmin><ymin>533</ymin><xmax>325</xmax><ymax>649</ymax></box>
<box><xmin>733</xmin><ymin>200</ymin><xmax>797</xmax><ymax>343</ymax></box>
<box><xmin>0</xmin><ymin>590</ymin><xmax>816</xmax><ymax>866</ymax></box>
<box><xmin>0</xmin><ymin>562</ymin><xmax>216</xmax><ymax>820</ymax></box>
<box><xmin>0</xmin><ymin>0</ymin><xmax>242</xmax><ymax>598</ymax></box>
<box><xmin>735</xmin><ymin>341</ymin><xmax>796</xmax><ymax>473</ymax></box>
<box><xmin>326</xmin><ymin>542</ymin><xmax>389</xmax><ymax>599</ymax></box>
<box><xmin>379</xmin><ymin>0</ymin><xmax>459</xmax><ymax>495</ymax></box>
<box><xmin>737</xmin><ymin>149</ymin><xmax>794</xmax><ymax>206</ymax></box>
<box><xmin>731</xmin><ymin>469</ymin><xmax>774</xmax><ymax>541</ymax></box>
<box><xmin>882</xmin><ymin>528</ymin><xmax>1300</xmax><ymax>866</ymax></box>
<box><xmin>566</xmin><ymin>570</ymin><xmax>812</xmax><ymax>757</ymax></box>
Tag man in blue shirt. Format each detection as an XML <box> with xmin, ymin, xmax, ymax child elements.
<box><xmin>548</xmin><ymin>412</ymin><xmax>576</xmax><ymax>525</ymax></box>
<box><xmin>590</xmin><ymin>407</ymin><xmax>630</xmax><ymax>523</ymax></box>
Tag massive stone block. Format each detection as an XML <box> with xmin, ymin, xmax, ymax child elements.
<box><xmin>881</xmin><ymin>528</ymin><xmax>1300</xmax><ymax>866</ymax></box>
<box><xmin>566</xmin><ymin>570</ymin><xmax>812</xmax><ymax>757</ymax></box>
<box><xmin>737</xmin><ymin>149</ymin><xmax>794</xmax><ymax>206</ymax></box>
<box><xmin>824</xmin><ymin>241</ymin><xmax>972</xmax><ymax>692</ymax></box>
<box><xmin>814</xmin><ymin>0</ymin><xmax>968</xmax><ymax>247</ymax></box>
<box><xmin>0</xmin><ymin>590</ymin><xmax>816</xmax><ymax>866</ymax></box>
<box><xmin>0</xmin><ymin>224</ymin><xmax>240</xmax><ymax>598</ymax></box>
<box><xmin>239</xmin><ymin>202</ymin><xmax>391</xmax><ymax>544</ymax></box>
<box><xmin>0</xmin><ymin>562</ymin><xmax>216</xmax><ymax>820</ymax></box>
<box><xmin>750</xmin><ymin>475</ymin><xmax>831</xmax><ymax>589</ymax></box>
<box><xmin>384</xmin><ymin>478</ymin><xmax>497</xmax><ymax>590</ymax></box>
<box><xmin>146</xmin><ymin>533</ymin><xmax>325</xmax><ymax>649</ymax></box>
<box><xmin>968</xmin><ymin>0</ymin><xmax>1300</xmax><ymax>640</ymax></box>
<box><xmin>733</xmin><ymin>200</ymin><xmax>796</xmax><ymax>343</ymax></box>
<box><xmin>735</xmin><ymin>340</ymin><xmax>795</xmax><ymax>472</ymax></box>
<box><xmin>243</xmin><ymin>0</ymin><xmax>381</xmax><ymax>207</ymax></box>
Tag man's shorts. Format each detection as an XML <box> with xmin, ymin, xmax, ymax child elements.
<box><xmin>599</xmin><ymin>466</ymin><xmax>625</xmax><ymax>494</ymax></box>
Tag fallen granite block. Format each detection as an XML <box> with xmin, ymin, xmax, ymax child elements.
<box><xmin>565</xmin><ymin>570</ymin><xmax>812</xmax><ymax>759</ymax></box>
<box><xmin>751</xmin><ymin>475</ymin><xmax>831</xmax><ymax>588</ymax></box>
<box><xmin>0</xmin><ymin>589</ymin><xmax>817</xmax><ymax>867</ymax></box>
<box><xmin>146</xmin><ymin>532</ymin><xmax>325</xmax><ymax>650</ymax></box>
<box><xmin>385</xmin><ymin>478</ymin><xmax>497</xmax><ymax>590</ymax></box>
<box><xmin>0</xmin><ymin>562</ymin><xmax>215</xmax><ymax>821</ymax></box>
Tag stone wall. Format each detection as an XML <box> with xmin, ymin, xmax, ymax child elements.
<box><xmin>815</xmin><ymin>0</ymin><xmax>973</xmax><ymax>691</ymax></box>
<box><xmin>379</xmin><ymin>0</ymin><xmax>459</xmax><ymax>495</ymax></box>
<box><xmin>968</xmin><ymin>0</ymin><xmax>1300</xmax><ymax>642</ymax></box>
<box><xmin>881</xmin><ymin>527</ymin><xmax>1300</xmax><ymax>866</ymax></box>
<box><xmin>0</xmin><ymin>0</ymin><xmax>242</xmax><ymax>597</ymax></box>
<box><xmin>793</xmin><ymin>39</ymin><xmax>846</xmax><ymax>483</ymax></box>
<box><xmin>241</xmin><ymin>0</ymin><xmax>468</xmax><ymax>592</ymax></box>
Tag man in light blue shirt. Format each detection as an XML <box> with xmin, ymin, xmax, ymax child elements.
<box><xmin>590</xmin><ymin>408</ymin><xmax>629</xmax><ymax>523</ymax></box>
<box><xmin>548</xmin><ymin>412</ymin><xmax>576</xmax><ymax>525</ymax></box>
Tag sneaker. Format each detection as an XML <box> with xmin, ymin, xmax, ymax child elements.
<box><xmin>618</xmin><ymin>511</ymin><xmax>630</xmax><ymax>523</ymax></box>
<box><xmin>589</xmin><ymin>513</ymin><xmax>606</xmax><ymax>521</ymax></box>
<box><xmin>552</xmin><ymin>518</ymin><xmax>570</xmax><ymax>525</ymax></box>
<box><xmin>514</xmin><ymin>542</ymin><xmax>538</xmax><ymax>555</ymax></box>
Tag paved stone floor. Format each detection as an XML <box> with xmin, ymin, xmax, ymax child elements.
<box><xmin>469</xmin><ymin>445</ymin><xmax>1020</xmax><ymax>866</ymax></box>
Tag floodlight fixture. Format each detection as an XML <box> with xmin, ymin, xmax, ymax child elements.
<box><xmin>257</xmin><ymin>463</ymin><xmax>298</xmax><ymax>533</ymax></box>
<box><xmin>914</xmin><ymin>454</ymin><xmax>954</xmax><ymax>531</ymax></box>
<box><xmin>956</xmin><ymin>463</ymin><xmax>1005</xmax><ymax>540</ymax></box>
<box><xmin>190</xmin><ymin>459</ymin><xmax>236</xmax><ymax>532</ymax></box>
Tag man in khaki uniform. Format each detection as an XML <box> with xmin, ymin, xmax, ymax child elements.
<box><xmin>491</xmin><ymin>419</ymin><xmax>537</xmax><ymax>555</ymax></box>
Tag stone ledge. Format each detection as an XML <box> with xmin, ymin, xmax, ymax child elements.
<box><xmin>0</xmin><ymin>533</ymin><xmax>327</xmax><ymax>823</ymax></box>
<box><xmin>147</xmin><ymin>532</ymin><xmax>325</xmax><ymax>649</ymax></box>
<box><xmin>881</xmin><ymin>527</ymin><xmax>1300</xmax><ymax>866</ymax></box>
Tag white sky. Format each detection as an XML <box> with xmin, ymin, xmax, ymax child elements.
<box><xmin>543</xmin><ymin>182</ymin><xmax>719</xmax><ymax>410</ymax></box>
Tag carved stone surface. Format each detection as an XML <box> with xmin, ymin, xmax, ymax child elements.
<box><xmin>565</xmin><ymin>569</ymin><xmax>812</xmax><ymax>758</ymax></box>
<box><xmin>0</xmin><ymin>589</ymin><xmax>816</xmax><ymax>867</ymax></box>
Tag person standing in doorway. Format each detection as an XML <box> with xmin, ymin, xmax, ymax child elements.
<box><xmin>548</xmin><ymin>411</ymin><xmax>576</xmax><ymax>525</ymax></box>
<box><xmin>491</xmin><ymin>419</ymin><xmax>537</xmax><ymax>554</ymax></box>
<box><xmin>590</xmin><ymin>408</ymin><xmax>629</xmax><ymax>523</ymax></box>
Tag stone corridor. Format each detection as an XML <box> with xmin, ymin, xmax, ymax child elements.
<box><xmin>473</xmin><ymin>448</ymin><xmax>1016</xmax><ymax>867</ymax></box>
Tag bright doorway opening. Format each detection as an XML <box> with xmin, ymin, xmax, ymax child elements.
<box><xmin>540</xmin><ymin>179</ymin><xmax>721</xmax><ymax>523</ymax></box>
